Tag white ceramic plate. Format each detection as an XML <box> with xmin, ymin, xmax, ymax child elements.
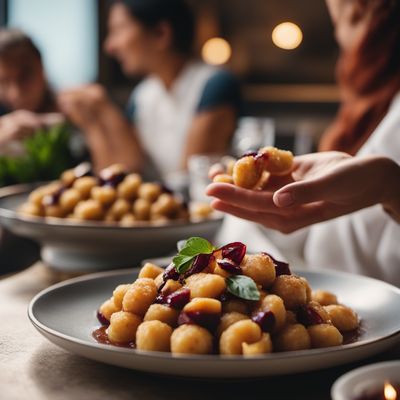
<box><xmin>0</xmin><ymin>184</ymin><xmax>222</xmax><ymax>271</ymax></box>
<box><xmin>28</xmin><ymin>268</ymin><xmax>400</xmax><ymax>378</ymax></box>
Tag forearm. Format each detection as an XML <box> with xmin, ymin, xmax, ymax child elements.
<box><xmin>182</xmin><ymin>107</ymin><xmax>236</xmax><ymax>169</ymax></box>
<box><xmin>98</xmin><ymin>104</ymin><xmax>145</xmax><ymax>172</ymax></box>
<box><xmin>81</xmin><ymin>102</ymin><xmax>145</xmax><ymax>173</ymax></box>
<box><xmin>380</xmin><ymin>157</ymin><xmax>400</xmax><ymax>223</ymax></box>
<box><xmin>83</xmin><ymin>123</ymin><xmax>117</xmax><ymax>172</ymax></box>
<box><xmin>0</xmin><ymin>119</ymin><xmax>9</xmax><ymax>146</ymax></box>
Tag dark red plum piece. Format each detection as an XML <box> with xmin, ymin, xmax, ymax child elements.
<box><xmin>178</xmin><ymin>311</ymin><xmax>221</xmax><ymax>332</ymax></box>
<box><xmin>255</xmin><ymin>152</ymin><xmax>269</xmax><ymax>163</ymax></box>
<box><xmin>240</xmin><ymin>151</ymin><xmax>258</xmax><ymax>159</ymax></box>
<box><xmin>262</xmin><ymin>252</ymin><xmax>291</xmax><ymax>276</ymax></box>
<box><xmin>97</xmin><ymin>311</ymin><xmax>110</xmax><ymax>326</ymax></box>
<box><xmin>252</xmin><ymin>311</ymin><xmax>276</xmax><ymax>333</ymax></box>
<box><xmin>99</xmin><ymin>166</ymin><xmax>126</xmax><ymax>188</ymax></box>
<box><xmin>163</xmin><ymin>263</ymin><xmax>180</xmax><ymax>282</ymax></box>
<box><xmin>183</xmin><ymin>253</ymin><xmax>212</xmax><ymax>278</ymax></box>
<box><xmin>161</xmin><ymin>184</ymin><xmax>174</xmax><ymax>194</ymax></box>
<box><xmin>165</xmin><ymin>288</ymin><xmax>191</xmax><ymax>309</ymax></box>
<box><xmin>220</xmin><ymin>242</ymin><xmax>247</xmax><ymax>265</ymax></box>
<box><xmin>155</xmin><ymin>288</ymin><xmax>191</xmax><ymax>310</ymax></box>
<box><xmin>100</xmin><ymin>173</ymin><xmax>126</xmax><ymax>188</ymax></box>
<box><xmin>42</xmin><ymin>186</ymin><xmax>65</xmax><ymax>206</ymax></box>
<box><xmin>217</xmin><ymin>258</ymin><xmax>241</xmax><ymax>274</ymax></box>
<box><xmin>239</xmin><ymin>151</ymin><xmax>269</xmax><ymax>166</ymax></box>
<box><xmin>297</xmin><ymin>305</ymin><xmax>324</xmax><ymax>326</ymax></box>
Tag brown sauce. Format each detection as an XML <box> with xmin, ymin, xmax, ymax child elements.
<box><xmin>92</xmin><ymin>326</ymin><xmax>135</xmax><ymax>349</ymax></box>
<box><xmin>342</xmin><ymin>322</ymin><xmax>365</xmax><ymax>345</ymax></box>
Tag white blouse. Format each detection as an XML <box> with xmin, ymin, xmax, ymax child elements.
<box><xmin>217</xmin><ymin>93</ymin><xmax>400</xmax><ymax>286</ymax></box>
<box><xmin>302</xmin><ymin>92</ymin><xmax>400</xmax><ymax>286</ymax></box>
<box><xmin>129</xmin><ymin>62</ymin><xmax>218</xmax><ymax>182</ymax></box>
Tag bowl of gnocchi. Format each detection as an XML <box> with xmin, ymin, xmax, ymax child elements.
<box><xmin>0</xmin><ymin>164</ymin><xmax>222</xmax><ymax>271</ymax></box>
<box><xmin>28</xmin><ymin>237</ymin><xmax>400</xmax><ymax>377</ymax></box>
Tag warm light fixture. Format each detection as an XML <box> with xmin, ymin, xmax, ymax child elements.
<box><xmin>202</xmin><ymin>37</ymin><xmax>232</xmax><ymax>65</ymax></box>
<box><xmin>384</xmin><ymin>381</ymin><xmax>397</xmax><ymax>400</ymax></box>
<box><xmin>272</xmin><ymin>22</ymin><xmax>303</xmax><ymax>50</ymax></box>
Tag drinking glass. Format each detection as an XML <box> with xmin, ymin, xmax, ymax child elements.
<box><xmin>232</xmin><ymin>117</ymin><xmax>276</xmax><ymax>157</ymax></box>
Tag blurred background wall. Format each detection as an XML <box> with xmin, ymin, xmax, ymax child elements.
<box><xmin>0</xmin><ymin>0</ymin><xmax>340</xmax><ymax>151</ymax></box>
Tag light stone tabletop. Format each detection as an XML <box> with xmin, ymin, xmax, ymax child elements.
<box><xmin>0</xmin><ymin>263</ymin><xmax>399</xmax><ymax>400</ymax></box>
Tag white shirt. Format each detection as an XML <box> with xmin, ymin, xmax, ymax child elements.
<box><xmin>302</xmin><ymin>92</ymin><xmax>400</xmax><ymax>286</ymax></box>
<box><xmin>217</xmin><ymin>93</ymin><xmax>400</xmax><ymax>286</ymax></box>
<box><xmin>130</xmin><ymin>61</ymin><xmax>218</xmax><ymax>182</ymax></box>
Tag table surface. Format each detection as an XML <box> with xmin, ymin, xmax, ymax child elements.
<box><xmin>0</xmin><ymin>263</ymin><xmax>399</xmax><ymax>400</ymax></box>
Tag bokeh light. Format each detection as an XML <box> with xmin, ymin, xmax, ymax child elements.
<box><xmin>272</xmin><ymin>22</ymin><xmax>303</xmax><ymax>50</ymax></box>
<box><xmin>202</xmin><ymin>37</ymin><xmax>232</xmax><ymax>65</ymax></box>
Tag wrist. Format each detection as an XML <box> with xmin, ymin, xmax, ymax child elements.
<box><xmin>81</xmin><ymin>101</ymin><xmax>111</xmax><ymax>131</ymax></box>
<box><xmin>378</xmin><ymin>157</ymin><xmax>400</xmax><ymax>222</ymax></box>
<box><xmin>93</xmin><ymin>96</ymin><xmax>110</xmax><ymax>113</ymax></box>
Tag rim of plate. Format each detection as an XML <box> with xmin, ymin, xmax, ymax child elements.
<box><xmin>0</xmin><ymin>183</ymin><xmax>223</xmax><ymax>231</ymax></box>
<box><xmin>28</xmin><ymin>267</ymin><xmax>400</xmax><ymax>362</ymax></box>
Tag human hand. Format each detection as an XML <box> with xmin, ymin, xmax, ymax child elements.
<box><xmin>58</xmin><ymin>84</ymin><xmax>109</xmax><ymax>128</ymax></box>
<box><xmin>0</xmin><ymin>110</ymin><xmax>65</xmax><ymax>146</ymax></box>
<box><xmin>206</xmin><ymin>151</ymin><xmax>400</xmax><ymax>233</ymax></box>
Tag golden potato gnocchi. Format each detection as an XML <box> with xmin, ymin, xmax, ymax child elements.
<box><xmin>20</xmin><ymin>163</ymin><xmax>215</xmax><ymax>225</ymax></box>
<box><xmin>136</xmin><ymin>321</ymin><xmax>172</xmax><ymax>352</ymax></box>
<box><xmin>213</xmin><ymin>146</ymin><xmax>294</xmax><ymax>189</ymax></box>
<box><xmin>94</xmin><ymin>238</ymin><xmax>360</xmax><ymax>355</ymax></box>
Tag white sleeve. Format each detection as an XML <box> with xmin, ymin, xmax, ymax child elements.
<box><xmin>304</xmin><ymin>93</ymin><xmax>400</xmax><ymax>286</ymax></box>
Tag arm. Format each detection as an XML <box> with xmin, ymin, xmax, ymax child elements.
<box><xmin>182</xmin><ymin>105</ymin><xmax>236</xmax><ymax>168</ymax></box>
<box><xmin>0</xmin><ymin>110</ymin><xmax>65</xmax><ymax>147</ymax></box>
<box><xmin>182</xmin><ymin>70</ymin><xmax>240</xmax><ymax>168</ymax></box>
<box><xmin>87</xmin><ymin>101</ymin><xmax>145</xmax><ymax>172</ymax></box>
<box><xmin>58</xmin><ymin>85</ymin><xmax>145</xmax><ymax>173</ymax></box>
<box><xmin>206</xmin><ymin>152</ymin><xmax>400</xmax><ymax>233</ymax></box>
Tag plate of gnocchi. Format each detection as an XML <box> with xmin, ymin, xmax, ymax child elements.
<box><xmin>0</xmin><ymin>164</ymin><xmax>222</xmax><ymax>271</ymax></box>
<box><xmin>29</xmin><ymin>238</ymin><xmax>400</xmax><ymax>378</ymax></box>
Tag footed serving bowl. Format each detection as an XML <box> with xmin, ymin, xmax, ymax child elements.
<box><xmin>0</xmin><ymin>184</ymin><xmax>223</xmax><ymax>272</ymax></box>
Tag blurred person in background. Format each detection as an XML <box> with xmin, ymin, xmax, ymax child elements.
<box><xmin>0</xmin><ymin>29</ymin><xmax>64</xmax><ymax>154</ymax></box>
<box><xmin>208</xmin><ymin>0</ymin><xmax>400</xmax><ymax>285</ymax></box>
<box><xmin>0</xmin><ymin>29</ymin><xmax>72</xmax><ymax>273</ymax></box>
<box><xmin>59</xmin><ymin>0</ymin><xmax>241</xmax><ymax>184</ymax></box>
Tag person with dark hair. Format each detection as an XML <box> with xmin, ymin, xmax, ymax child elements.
<box><xmin>0</xmin><ymin>29</ymin><xmax>73</xmax><ymax>273</ymax></box>
<box><xmin>59</xmin><ymin>0</ymin><xmax>241</xmax><ymax>183</ymax></box>
<box><xmin>0</xmin><ymin>29</ymin><xmax>63</xmax><ymax>152</ymax></box>
<box><xmin>207</xmin><ymin>0</ymin><xmax>400</xmax><ymax>285</ymax></box>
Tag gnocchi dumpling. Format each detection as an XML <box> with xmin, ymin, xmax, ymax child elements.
<box><xmin>94</xmin><ymin>239</ymin><xmax>360</xmax><ymax>356</ymax></box>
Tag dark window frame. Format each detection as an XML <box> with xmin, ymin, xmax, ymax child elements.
<box><xmin>0</xmin><ymin>0</ymin><xmax>7</xmax><ymax>26</ymax></box>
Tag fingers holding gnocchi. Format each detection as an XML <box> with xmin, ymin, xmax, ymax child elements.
<box><xmin>213</xmin><ymin>146</ymin><xmax>294</xmax><ymax>189</ymax></box>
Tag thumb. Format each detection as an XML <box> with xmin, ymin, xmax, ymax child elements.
<box><xmin>273</xmin><ymin>178</ymin><xmax>332</xmax><ymax>207</ymax></box>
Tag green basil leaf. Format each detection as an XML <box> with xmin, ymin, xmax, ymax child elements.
<box><xmin>177</xmin><ymin>260</ymin><xmax>193</xmax><ymax>274</ymax></box>
<box><xmin>179</xmin><ymin>237</ymin><xmax>215</xmax><ymax>257</ymax></box>
<box><xmin>172</xmin><ymin>254</ymin><xmax>194</xmax><ymax>273</ymax></box>
<box><xmin>226</xmin><ymin>275</ymin><xmax>260</xmax><ymax>301</ymax></box>
<box><xmin>172</xmin><ymin>237</ymin><xmax>216</xmax><ymax>274</ymax></box>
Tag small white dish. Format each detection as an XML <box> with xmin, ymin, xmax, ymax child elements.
<box><xmin>29</xmin><ymin>268</ymin><xmax>400</xmax><ymax>378</ymax></box>
<box><xmin>331</xmin><ymin>361</ymin><xmax>400</xmax><ymax>400</ymax></box>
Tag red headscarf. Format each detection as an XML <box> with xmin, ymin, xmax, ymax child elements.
<box><xmin>320</xmin><ymin>0</ymin><xmax>400</xmax><ymax>155</ymax></box>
